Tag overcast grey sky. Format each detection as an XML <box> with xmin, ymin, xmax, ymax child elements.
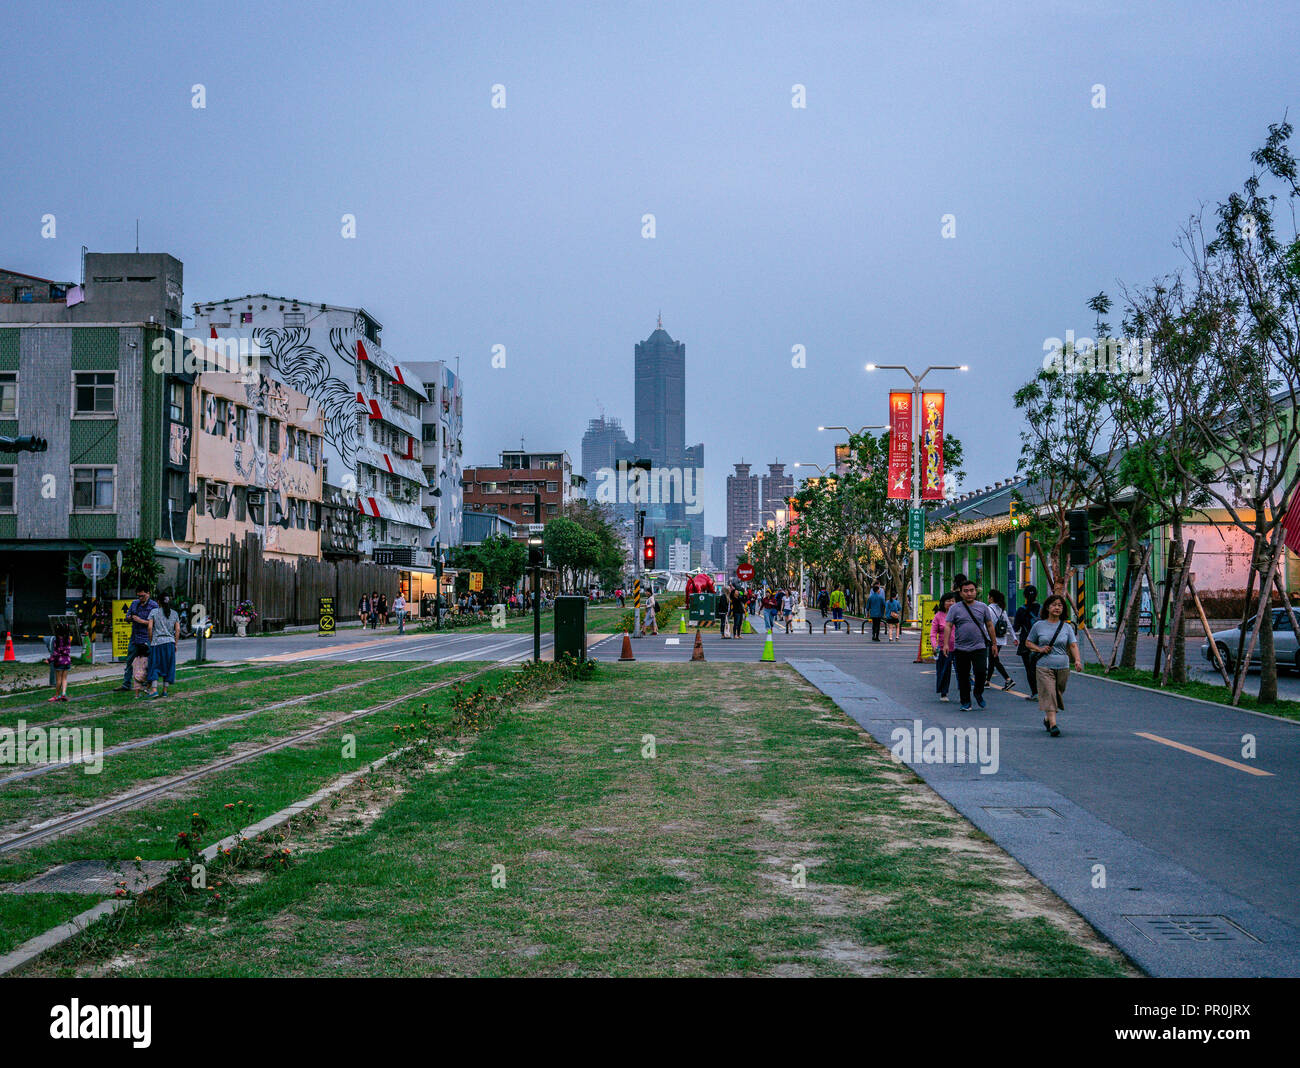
<box><xmin>4</xmin><ymin>1</ymin><xmax>1297</xmax><ymax>526</ymax></box>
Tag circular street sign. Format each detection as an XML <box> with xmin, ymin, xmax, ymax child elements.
<box><xmin>81</xmin><ymin>551</ymin><xmax>111</xmax><ymax>581</ymax></box>
<box><xmin>736</xmin><ymin>563</ymin><xmax>754</xmax><ymax>581</ymax></box>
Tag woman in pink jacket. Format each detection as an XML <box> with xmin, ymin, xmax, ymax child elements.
<box><xmin>931</xmin><ymin>590</ymin><xmax>957</xmax><ymax>702</ymax></box>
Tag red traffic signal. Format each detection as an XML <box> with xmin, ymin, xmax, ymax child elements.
<box><xmin>642</xmin><ymin>536</ymin><xmax>656</xmax><ymax>567</ymax></box>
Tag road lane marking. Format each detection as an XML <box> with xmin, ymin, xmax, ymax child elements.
<box><xmin>1134</xmin><ymin>732</ymin><xmax>1273</xmax><ymax>776</ymax></box>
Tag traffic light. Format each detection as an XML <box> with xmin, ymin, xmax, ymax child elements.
<box><xmin>528</xmin><ymin>545</ymin><xmax>544</xmax><ymax>567</ymax></box>
<box><xmin>642</xmin><ymin>536</ymin><xmax>656</xmax><ymax>568</ymax></box>
<box><xmin>1009</xmin><ymin>501</ymin><xmax>1020</xmax><ymax>528</ymax></box>
<box><xmin>1067</xmin><ymin>509</ymin><xmax>1090</xmax><ymax>565</ymax></box>
<box><xmin>0</xmin><ymin>436</ymin><xmax>48</xmax><ymax>453</ymax></box>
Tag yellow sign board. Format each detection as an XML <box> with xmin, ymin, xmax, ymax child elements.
<box><xmin>469</xmin><ymin>572</ymin><xmax>484</xmax><ymax>592</ymax></box>
<box><xmin>112</xmin><ymin>599</ymin><xmax>133</xmax><ymax>660</ymax></box>
<box><xmin>918</xmin><ymin>595</ymin><xmax>939</xmax><ymax>661</ymax></box>
<box><xmin>318</xmin><ymin>596</ymin><xmax>336</xmax><ymax>636</ymax></box>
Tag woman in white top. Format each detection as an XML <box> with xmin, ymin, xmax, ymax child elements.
<box><xmin>986</xmin><ymin>590</ymin><xmax>1015</xmax><ymax>691</ymax></box>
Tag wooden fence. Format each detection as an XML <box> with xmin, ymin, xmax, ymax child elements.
<box><xmin>186</xmin><ymin>534</ymin><xmax>403</xmax><ymax>632</ymax></box>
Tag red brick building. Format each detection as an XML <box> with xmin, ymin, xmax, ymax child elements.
<box><xmin>461</xmin><ymin>449</ymin><xmax>575</xmax><ymax>540</ymax></box>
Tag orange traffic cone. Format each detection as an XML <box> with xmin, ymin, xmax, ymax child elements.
<box><xmin>691</xmin><ymin>629</ymin><xmax>705</xmax><ymax>661</ymax></box>
<box><xmin>3</xmin><ymin>632</ymin><xmax>14</xmax><ymax>662</ymax></box>
<box><xmin>618</xmin><ymin>631</ymin><xmax>635</xmax><ymax>662</ymax></box>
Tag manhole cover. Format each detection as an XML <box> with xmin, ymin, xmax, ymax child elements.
<box><xmin>981</xmin><ymin>806</ymin><xmax>1063</xmax><ymax>819</ymax></box>
<box><xmin>6</xmin><ymin>860</ymin><xmax>173</xmax><ymax>896</ymax></box>
<box><xmin>1123</xmin><ymin>915</ymin><xmax>1259</xmax><ymax>944</ymax></box>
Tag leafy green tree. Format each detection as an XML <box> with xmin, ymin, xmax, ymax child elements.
<box><xmin>543</xmin><ymin>516</ymin><xmax>600</xmax><ymax>592</ymax></box>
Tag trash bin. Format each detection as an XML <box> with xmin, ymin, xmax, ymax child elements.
<box><xmin>553</xmin><ymin>595</ymin><xmax>587</xmax><ymax>662</ymax></box>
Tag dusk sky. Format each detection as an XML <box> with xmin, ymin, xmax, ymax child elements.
<box><xmin>5</xmin><ymin>0</ymin><xmax>1298</xmax><ymax>525</ymax></box>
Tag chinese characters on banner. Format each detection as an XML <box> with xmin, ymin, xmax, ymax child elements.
<box><xmin>887</xmin><ymin>392</ymin><xmax>913</xmax><ymax>499</ymax></box>
<box><xmin>921</xmin><ymin>391</ymin><xmax>945</xmax><ymax>500</ymax></box>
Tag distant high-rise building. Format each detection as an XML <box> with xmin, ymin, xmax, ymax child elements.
<box><xmin>634</xmin><ymin>317</ymin><xmax>704</xmax><ymax>543</ymax></box>
<box><xmin>763</xmin><ymin>462</ymin><xmax>794</xmax><ymax>523</ymax></box>
<box><xmin>580</xmin><ymin>414</ymin><xmax>635</xmax><ymax>535</ymax></box>
<box><xmin>726</xmin><ymin>462</ymin><xmax>760</xmax><ymax>573</ymax></box>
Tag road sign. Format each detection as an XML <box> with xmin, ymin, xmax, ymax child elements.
<box><xmin>111</xmin><ymin>599</ymin><xmax>132</xmax><ymax>659</ymax></box>
<box><xmin>318</xmin><ymin>596</ymin><xmax>335</xmax><ymax>636</ymax></box>
<box><xmin>81</xmin><ymin>551</ymin><xmax>111</xmax><ymax>581</ymax></box>
<box><xmin>736</xmin><ymin>563</ymin><xmax>754</xmax><ymax>581</ymax></box>
<box><xmin>469</xmin><ymin>571</ymin><xmax>483</xmax><ymax>592</ymax></box>
<box><xmin>907</xmin><ymin>508</ymin><xmax>926</xmax><ymax>550</ymax></box>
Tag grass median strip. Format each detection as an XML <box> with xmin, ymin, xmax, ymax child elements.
<box><xmin>1084</xmin><ymin>664</ymin><xmax>1300</xmax><ymax>721</ymax></box>
<box><xmin>31</xmin><ymin>661</ymin><xmax>1134</xmax><ymax>977</ymax></box>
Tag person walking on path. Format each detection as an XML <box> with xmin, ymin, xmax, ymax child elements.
<box><xmin>358</xmin><ymin>593</ymin><xmax>371</xmax><ymax>630</ymax></box>
<box><xmin>1013</xmin><ymin>585</ymin><xmax>1042</xmax><ymax>700</ymax></box>
<box><xmin>717</xmin><ymin>586</ymin><xmax>731</xmax><ymax>637</ymax></box>
<box><xmin>781</xmin><ymin>589</ymin><xmax>795</xmax><ymax>632</ymax></box>
<box><xmin>829</xmin><ymin>587</ymin><xmax>846</xmax><ymax>630</ymax></box>
<box><xmin>118</xmin><ymin>586</ymin><xmax>157</xmax><ymax>693</ymax></box>
<box><xmin>1025</xmin><ymin>594</ymin><xmax>1082</xmax><ymax>736</ymax></box>
<box><xmin>817</xmin><ymin>589</ymin><xmax>829</xmax><ymax>618</ymax></box>
<box><xmin>376</xmin><ymin>593</ymin><xmax>389</xmax><ymax>628</ymax></box>
<box><xmin>393</xmin><ymin>592</ymin><xmax>407</xmax><ymax>634</ymax></box>
<box><xmin>730</xmin><ymin>585</ymin><xmax>747</xmax><ymax>638</ymax></box>
<box><xmin>948</xmin><ymin>580</ymin><xmax>1000</xmax><ymax>711</ymax></box>
<box><xmin>884</xmin><ymin>592</ymin><xmax>902</xmax><ymax>641</ymax></box>
<box><xmin>932</xmin><ymin>591</ymin><xmax>956</xmax><ymax>701</ymax></box>
<box><xmin>48</xmin><ymin>622</ymin><xmax>72</xmax><ymax>702</ymax></box>
<box><xmin>761</xmin><ymin>589</ymin><xmax>780</xmax><ymax>632</ymax></box>
<box><xmin>644</xmin><ymin>588</ymin><xmax>659</xmax><ymax>635</ymax></box>
<box><xmin>145</xmin><ymin>594</ymin><xmax>181</xmax><ymax>699</ymax></box>
<box><xmin>986</xmin><ymin>589</ymin><xmax>1016</xmax><ymax>691</ymax></box>
<box><xmin>866</xmin><ymin>584</ymin><xmax>886</xmax><ymax>641</ymax></box>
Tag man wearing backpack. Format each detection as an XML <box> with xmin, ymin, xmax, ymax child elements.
<box><xmin>948</xmin><ymin>580</ymin><xmax>1000</xmax><ymax>711</ymax></box>
<box><xmin>986</xmin><ymin>589</ymin><xmax>1015</xmax><ymax>691</ymax></box>
<box><xmin>1013</xmin><ymin>585</ymin><xmax>1042</xmax><ymax>700</ymax></box>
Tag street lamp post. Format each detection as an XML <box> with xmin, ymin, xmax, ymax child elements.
<box><xmin>864</xmin><ymin>363</ymin><xmax>967</xmax><ymax>627</ymax></box>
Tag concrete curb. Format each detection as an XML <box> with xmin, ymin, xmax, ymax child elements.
<box><xmin>1080</xmin><ymin>668</ymin><xmax>1300</xmax><ymax>726</ymax></box>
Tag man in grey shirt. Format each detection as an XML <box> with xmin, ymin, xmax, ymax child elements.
<box><xmin>948</xmin><ymin>580</ymin><xmax>1000</xmax><ymax>710</ymax></box>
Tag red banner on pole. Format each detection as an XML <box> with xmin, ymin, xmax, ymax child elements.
<box><xmin>921</xmin><ymin>391</ymin><xmax>945</xmax><ymax>500</ymax></box>
<box><xmin>888</xmin><ymin>392</ymin><xmax>912</xmax><ymax>499</ymax></box>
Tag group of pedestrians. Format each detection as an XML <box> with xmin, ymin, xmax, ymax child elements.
<box><xmin>114</xmin><ymin>585</ymin><xmax>181</xmax><ymax>700</ymax></box>
<box><xmin>930</xmin><ymin>577</ymin><xmax>1082</xmax><ymax>736</ymax></box>
<box><xmin>715</xmin><ymin>584</ymin><xmax>756</xmax><ymax>638</ymax></box>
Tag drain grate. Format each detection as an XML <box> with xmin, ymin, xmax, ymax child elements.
<box><xmin>6</xmin><ymin>860</ymin><xmax>173</xmax><ymax>896</ymax></box>
<box><xmin>981</xmin><ymin>806</ymin><xmax>1063</xmax><ymax>819</ymax></box>
<box><xmin>1123</xmin><ymin>915</ymin><xmax>1259</xmax><ymax>944</ymax></box>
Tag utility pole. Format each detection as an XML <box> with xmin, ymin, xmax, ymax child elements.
<box><xmin>866</xmin><ymin>363</ymin><xmax>967</xmax><ymax>626</ymax></box>
<box><xmin>533</xmin><ymin>491</ymin><xmax>541</xmax><ymax>662</ymax></box>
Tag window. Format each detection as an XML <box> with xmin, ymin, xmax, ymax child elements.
<box><xmin>269</xmin><ymin>494</ymin><xmax>285</xmax><ymax>526</ymax></box>
<box><xmin>546</xmin><ymin>481</ymin><xmax>558</xmax><ymax>493</ymax></box>
<box><xmin>546</xmin><ymin>503</ymin><xmax>558</xmax><ymax>515</ymax></box>
<box><xmin>14</xmin><ymin>286</ymin><xmax>32</xmax><ymax>302</ymax></box>
<box><xmin>205</xmin><ymin>480</ymin><xmax>230</xmax><ymax>518</ymax></box>
<box><xmin>72</xmin><ymin>466</ymin><xmax>115</xmax><ymax>510</ymax></box>
<box><xmin>257</xmin><ymin>414</ymin><xmax>266</xmax><ymax>448</ymax></box>
<box><xmin>73</xmin><ymin>372</ymin><xmax>116</xmax><ymax>416</ymax></box>
<box><xmin>309</xmin><ymin>435</ymin><xmax>320</xmax><ymax>470</ymax></box>
<box><xmin>0</xmin><ymin>373</ymin><xmax>16</xmax><ymax>416</ymax></box>
<box><xmin>296</xmin><ymin>498</ymin><xmax>308</xmax><ymax>529</ymax></box>
<box><xmin>309</xmin><ymin>502</ymin><xmax>321</xmax><ymax>531</ymax></box>
<box><xmin>233</xmin><ymin>486</ymin><xmax>247</xmax><ymax>522</ymax></box>
<box><xmin>211</xmin><ymin>398</ymin><xmax>227</xmax><ymax>436</ymax></box>
<box><xmin>295</xmin><ymin>429</ymin><xmax>310</xmax><ymax>464</ymax></box>
<box><xmin>166</xmin><ymin>470</ymin><xmax>187</xmax><ymax>514</ymax></box>
<box><xmin>285</xmin><ymin>426</ymin><xmax>295</xmax><ymax>458</ymax></box>
<box><xmin>269</xmin><ymin>420</ymin><xmax>280</xmax><ymax>454</ymax></box>
<box><xmin>0</xmin><ymin>466</ymin><xmax>14</xmax><ymax>511</ymax></box>
<box><xmin>284</xmin><ymin>311</ymin><xmax>305</xmax><ymax>328</ymax></box>
<box><xmin>167</xmin><ymin>381</ymin><xmax>184</xmax><ymax>422</ymax></box>
<box><xmin>235</xmin><ymin>406</ymin><xmax>248</xmax><ymax>442</ymax></box>
<box><xmin>423</xmin><ymin>424</ymin><xmax>436</xmax><ymax>443</ymax></box>
<box><xmin>247</xmin><ymin>491</ymin><xmax>265</xmax><ymax>525</ymax></box>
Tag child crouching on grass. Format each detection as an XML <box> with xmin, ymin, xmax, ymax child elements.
<box><xmin>48</xmin><ymin>622</ymin><xmax>72</xmax><ymax>702</ymax></box>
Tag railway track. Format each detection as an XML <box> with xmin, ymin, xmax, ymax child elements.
<box><xmin>0</xmin><ymin>661</ymin><xmax>445</xmax><ymax>786</ymax></box>
<box><xmin>0</xmin><ymin>664</ymin><xmax>497</xmax><ymax>855</ymax></box>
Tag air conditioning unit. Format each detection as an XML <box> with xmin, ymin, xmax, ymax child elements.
<box><xmin>247</xmin><ymin>491</ymin><xmax>265</xmax><ymax>504</ymax></box>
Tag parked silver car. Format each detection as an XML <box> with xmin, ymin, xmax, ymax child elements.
<box><xmin>1202</xmin><ymin>609</ymin><xmax>1299</xmax><ymax>672</ymax></box>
